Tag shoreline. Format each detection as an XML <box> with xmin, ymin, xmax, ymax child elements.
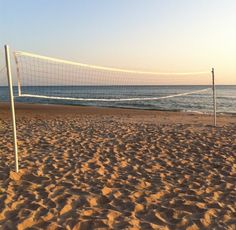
<box><xmin>1</xmin><ymin>101</ymin><xmax>236</xmax><ymax>115</ymax></box>
<box><xmin>1</xmin><ymin>102</ymin><xmax>236</xmax><ymax>126</ymax></box>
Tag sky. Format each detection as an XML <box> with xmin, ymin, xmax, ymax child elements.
<box><xmin>0</xmin><ymin>0</ymin><xmax>236</xmax><ymax>84</ymax></box>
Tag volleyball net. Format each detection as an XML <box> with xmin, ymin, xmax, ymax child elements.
<box><xmin>3</xmin><ymin>45</ymin><xmax>217</xmax><ymax>173</ymax></box>
<box><xmin>13</xmin><ymin>51</ymin><xmax>212</xmax><ymax>103</ymax></box>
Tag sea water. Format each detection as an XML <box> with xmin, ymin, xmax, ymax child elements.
<box><xmin>0</xmin><ymin>85</ymin><xmax>235</xmax><ymax>114</ymax></box>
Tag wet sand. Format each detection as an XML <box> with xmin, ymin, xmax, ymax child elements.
<box><xmin>0</xmin><ymin>103</ymin><xmax>236</xmax><ymax>229</ymax></box>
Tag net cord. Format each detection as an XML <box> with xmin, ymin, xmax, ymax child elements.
<box><xmin>14</xmin><ymin>51</ymin><xmax>210</xmax><ymax>76</ymax></box>
<box><xmin>18</xmin><ymin>88</ymin><xmax>210</xmax><ymax>102</ymax></box>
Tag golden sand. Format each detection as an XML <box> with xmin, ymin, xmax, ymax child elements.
<box><xmin>0</xmin><ymin>103</ymin><xmax>235</xmax><ymax>229</ymax></box>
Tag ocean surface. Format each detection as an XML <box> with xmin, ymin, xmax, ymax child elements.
<box><xmin>0</xmin><ymin>85</ymin><xmax>235</xmax><ymax>114</ymax></box>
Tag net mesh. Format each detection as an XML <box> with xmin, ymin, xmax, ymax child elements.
<box><xmin>13</xmin><ymin>51</ymin><xmax>211</xmax><ymax>102</ymax></box>
<box><xmin>0</xmin><ymin>66</ymin><xmax>7</xmax><ymax>87</ymax></box>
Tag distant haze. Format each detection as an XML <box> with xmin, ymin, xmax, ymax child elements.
<box><xmin>0</xmin><ymin>0</ymin><xmax>235</xmax><ymax>85</ymax></box>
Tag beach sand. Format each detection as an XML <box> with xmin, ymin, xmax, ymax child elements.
<box><xmin>0</xmin><ymin>103</ymin><xmax>235</xmax><ymax>229</ymax></box>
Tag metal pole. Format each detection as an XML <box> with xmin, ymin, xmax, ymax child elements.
<box><xmin>212</xmin><ymin>68</ymin><xmax>216</xmax><ymax>127</ymax></box>
<box><xmin>5</xmin><ymin>45</ymin><xmax>19</xmax><ymax>172</ymax></box>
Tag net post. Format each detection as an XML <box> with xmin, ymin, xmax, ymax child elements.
<box><xmin>211</xmin><ymin>68</ymin><xmax>216</xmax><ymax>127</ymax></box>
<box><xmin>14</xmin><ymin>53</ymin><xmax>22</xmax><ymax>96</ymax></box>
<box><xmin>5</xmin><ymin>45</ymin><xmax>19</xmax><ymax>173</ymax></box>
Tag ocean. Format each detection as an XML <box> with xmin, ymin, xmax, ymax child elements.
<box><xmin>0</xmin><ymin>85</ymin><xmax>235</xmax><ymax>114</ymax></box>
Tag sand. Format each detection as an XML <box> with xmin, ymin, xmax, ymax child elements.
<box><xmin>0</xmin><ymin>103</ymin><xmax>236</xmax><ymax>229</ymax></box>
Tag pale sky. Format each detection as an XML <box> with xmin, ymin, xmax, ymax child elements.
<box><xmin>0</xmin><ymin>0</ymin><xmax>236</xmax><ymax>84</ymax></box>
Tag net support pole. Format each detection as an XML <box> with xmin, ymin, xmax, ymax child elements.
<box><xmin>212</xmin><ymin>68</ymin><xmax>216</xmax><ymax>127</ymax></box>
<box><xmin>5</xmin><ymin>45</ymin><xmax>19</xmax><ymax>173</ymax></box>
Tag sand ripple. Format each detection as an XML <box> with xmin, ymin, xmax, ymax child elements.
<box><xmin>0</xmin><ymin>113</ymin><xmax>236</xmax><ymax>229</ymax></box>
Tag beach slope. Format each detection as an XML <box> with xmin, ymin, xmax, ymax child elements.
<box><xmin>0</xmin><ymin>103</ymin><xmax>235</xmax><ymax>229</ymax></box>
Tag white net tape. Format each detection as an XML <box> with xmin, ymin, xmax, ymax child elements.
<box><xmin>20</xmin><ymin>88</ymin><xmax>210</xmax><ymax>102</ymax></box>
